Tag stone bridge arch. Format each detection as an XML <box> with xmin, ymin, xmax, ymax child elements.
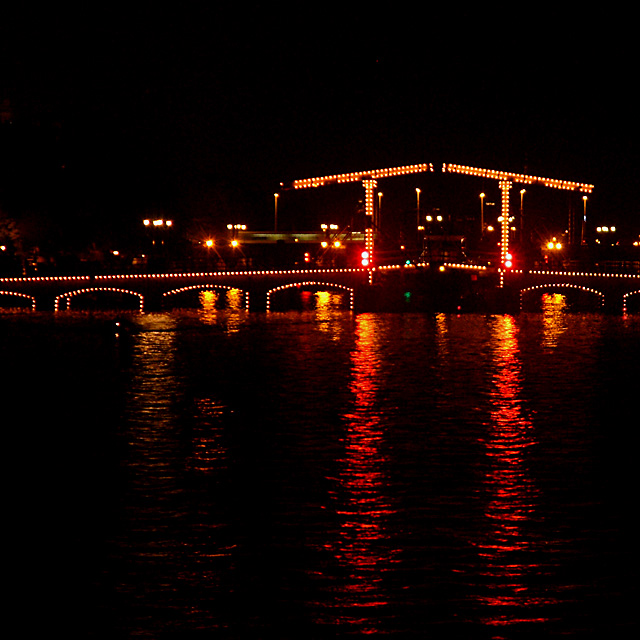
<box><xmin>519</xmin><ymin>283</ymin><xmax>605</xmax><ymax>311</ymax></box>
<box><xmin>162</xmin><ymin>284</ymin><xmax>250</xmax><ymax>310</ymax></box>
<box><xmin>55</xmin><ymin>287</ymin><xmax>145</xmax><ymax>312</ymax></box>
<box><xmin>623</xmin><ymin>289</ymin><xmax>640</xmax><ymax>314</ymax></box>
<box><xmin>0</xmin><ymin>290</ymin><xmax>37</xmax><ymax>311</ymax></box>
<box><xmin>266</xmin><ymin>280</ymin><xmax>355</xmax><ymax>311</ymax></box>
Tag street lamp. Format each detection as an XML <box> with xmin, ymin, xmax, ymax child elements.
<box><xmin>581</xmin><ymin>195</ymin><xmax>588</xmax><ymax>245</ymax></box>
<box><xmin>479</xmin><ymin>192</ymin><xmax>485</xmax><ymax>236</ymax></box>
<box><xmin>274</xmin><ymin>193</ymin><xmax>279</xmax><ymax>232</ymax></box>
<box><xmin>416</xmin><ymin>188</ymin><xmax>421</xmax><ymax>230</ymax></box>
<box><xmin>377</xmin><ymin>192</ymin><xmax>383</xmax><ymax>230</ymax></box>
<box><xmin>520</xmin><ymin>189</ymin><xmax>526</xmax><ymax>244</ymax></box>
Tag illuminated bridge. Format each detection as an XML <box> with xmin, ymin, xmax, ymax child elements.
<box><xmin>1</xmin><ymin>263</ymin><xmax>638</xmax><ymax>314</ymax></box>
<box><xmin>1</xmin><ymin>161</ymin><xmax>638</xmax><ymax>314</ymax></box>
<box><xmin>0</xmin><ymin>267</ymin><xmax>371</xmax><ymax>313</ymax></box>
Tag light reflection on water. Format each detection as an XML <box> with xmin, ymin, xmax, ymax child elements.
<box><xmin>541</xmin><ymin>293</ymin><xmax>568</xmax><ymax>349</ymax></box>
<box><xmin>4</xmin><ymin>303</ymin><xmax>637</xmax><ymax>637</ymax></box>
<box><xmin>198</xmin><ymin>288</ymin><xmax>248</xmax><ymax>332</ymax></box>
<box><xmin>475</xmin><ymin>314</ymin><xmax>549</xmax><ymax>628</ymax></box>
<box><xmin>320</xmin><ymin>314</ymin><xmax>399</xmax><ymax>632</ymax></box>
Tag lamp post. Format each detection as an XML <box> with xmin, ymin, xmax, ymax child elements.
<box><xmin>416</xmin><ymin>188</ymin><xmax>421</xmax><ymax>230</ymax></box>
<box><xmin>581</xmin><ymin>195</ymin><xmax>588</xmax><ymax>245</ymax></box>
<box><xmin>274</xmin><ymin>193</ymin><xmax>279</xmax><ymax>232</ymax></box>
<box><xmin>479</xmin><ymin>192</ymin><xmax>485</xmax><ymax>237</ymax></box>
<box><xmin>377</xmin><ymin>191</ymin><xmax>383</xmax><ymax>231</ymax></box>
<box><xmin>520</xmin><ymin>189</ymin><xmax>526</xmax><ymax>245</ymax></box>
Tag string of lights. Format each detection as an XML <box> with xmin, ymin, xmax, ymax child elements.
<box><xmin>163</xmin><ymin>284</ymin><xmax>250</xmax><ymax>310</ymax></box>
<box><xmin>443</xmin><ymin>163</ymin><xmax>594</xmax><ymax>193</ymax></box>
<box><xmin>55</xmin><ymin>287</ymin><xmax>145</xmax><ymax>312</ymax></box>
<box><xmin>520</xmin><ymin>284</ymin><xmax>605</xmax><ymax>309</ymax></box>
<box><xmin>266</xmin><ymin>281</ymin><xmax>354</xmax><ymax>312</ymax></box>
<box><xmin>291</xmin><ymin>163</ymin><xmax>435</xmax><ymax>189</ymax></box>
<box><xmin>1</xmin><ymin>263</ymin><xmax>638</xmax><ymax>313</ymax></box>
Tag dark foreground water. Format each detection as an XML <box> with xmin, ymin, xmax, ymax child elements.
<box><xmin>3</xmin><ymin>297</ymin><xmax>638</xmax><ymax>638</ymax></box>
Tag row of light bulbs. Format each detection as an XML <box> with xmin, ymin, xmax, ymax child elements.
<box><xmin>292</xmin><ymin>162</ymin><xmax>594</xmax><ymax>193</ymax></box>
<box><xmin>444</xmin><ymin>164</ymin><xmax>594</xmax><ymax>193</ymax></box>
<box><xmin>520</xmin><ymin>283</ymin><xmax>605</xmax><ymax>305</ymax></box>
<box><xmin>292</xmin><ymin>163</ymin><xmax>435</xmax><ymax>189</ymax></box>
<box><xmin>163</xmin><ymin>283</ymin><xmax>249</xmax><ymax>306</ymax></box>
<box><xmin>54</xmin><ymin>287</ymin><xmax>145</xmax><ymax>312</ymax></box>
<box><xmin>528</xmin><ymin>269</ymin><xmax>640</xmax><ymax>280</ymax></box>
<box><xmin>266</xmin><ymin>281</ymin><xmax>355</xmax><ymax>311</ymax></box>
<box><xmin>4</xmin><ymin>268</ymin><xmax>638</xmax><ymax>313</ymax></box>
<box><xmin>3</xmin><ymin>263</ymin><xmax>637</xmax><ymax>289</ymax></box>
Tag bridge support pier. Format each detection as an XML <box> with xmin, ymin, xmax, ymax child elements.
<box><xmin>499</xmin><ymin>180</ymin><xmax>511</xmax><ymax>287</ymax></box>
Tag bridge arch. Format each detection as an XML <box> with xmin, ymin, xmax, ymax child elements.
<box><xmin>162</xmin><ymin>284</ymin><xmax>250</xmax><ymax>310</ymax></box>
<box><xmin>0</xmin><ymin>290</ymin><xmax>37</xmax><ymax>311</ymax></box>
<box><xmin>520</xmin><ymin>283</ymin><xmax>605</xmax><ymax>311</ymax></box>
<box><xmin>55</xmin><ymin>287</ymin><xmax>145</xmax><ymax>312</ymax></box>
<box><xmin>623</xmin><ymin>289</ymin><xmax>640</xmax><ymax>314</ymax></box>
<box><xmin>266</xmin><ymin>281</ymin><xmax>354</xmax><ymax>311</ymax></box>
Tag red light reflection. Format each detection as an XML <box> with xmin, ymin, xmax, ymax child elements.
<box><xmin>320</xmin><ymin>314</ymin><xmax>398</xmax><ymax>632</ymax></box>
<box><xmin>475</xmin><ymin>315</ymin><xmax>554</xmax><ymax>628</ymax></box>
<box><xmin>186</xmin><ymin>398</ymin><xmax>228</xmax><ymax>474</ymax></box>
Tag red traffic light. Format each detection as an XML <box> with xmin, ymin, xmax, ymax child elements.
<box><xmin>361</xmin><ymin>250</ymin><xmax>370</xmax><ymax>267</ymax></box>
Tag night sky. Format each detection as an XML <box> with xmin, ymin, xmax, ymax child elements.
<box><xmin>1</xmin><ymin>4</ymin><xmax>637</xmax><ymax>252</ymax></box>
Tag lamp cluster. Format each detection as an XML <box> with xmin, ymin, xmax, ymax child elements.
<box><xmin>143</xmin><ymin>219</ymin><xmax>173</xmax><ymax>227</ymax></box>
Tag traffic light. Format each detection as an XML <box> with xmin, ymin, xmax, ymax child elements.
<box><xmin>503</xmin><ymin>252</ymin><xmax>513</xmax><ymax>269</ymax></box>
<box><xmin>361</xmin><ymin>250</ymin><xmax>370</xmax><ymax>267</ymax></box>
<box><xmin>304</xmin><ymin>252</ymin><xmax>310</xmax><ymax>263</ymax></box>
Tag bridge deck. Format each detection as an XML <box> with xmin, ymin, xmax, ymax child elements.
<box><xmin>0</xmin><ymin>264</ymin><xmax>638</xmax><ymax>313</ymax></box>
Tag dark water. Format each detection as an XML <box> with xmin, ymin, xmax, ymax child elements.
<box><xmin>3</xmin><ymin>296</ymin><xmax>638</xmax><ymax>638</ymax></box>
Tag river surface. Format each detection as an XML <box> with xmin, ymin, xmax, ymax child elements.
<box><xmin>3</xmin><ymin>295</ymin><xmax>638</xmax><ymax>638</ymax></box>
